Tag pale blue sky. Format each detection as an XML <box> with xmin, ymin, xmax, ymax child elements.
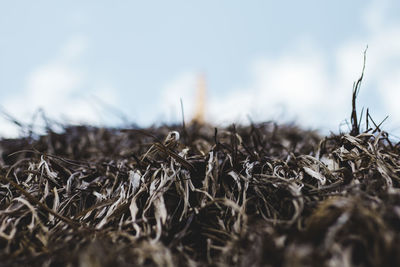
<box><xmin>1</xmin><ymin>0</ymin><xmax>400</xmax><ymax>137</ymax></box>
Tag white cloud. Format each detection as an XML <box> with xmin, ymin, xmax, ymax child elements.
<box><xmin>159</xmin><ymin>72</ymin><xmax>198</xmax><ymax>124</ymax></box>
<box><xmin>379</xmin><ymin>70</ymin><xmax>400</xmax><ymax>113</ymax></box>
<box><xmin>0</xmin><ymin>35</ymin><xmax>119</xmax><ymax>137</ymax></box>
<box><xmin>207</xmin><ymin>53</ymin><xmax>332</xmax><ymax>128</ymax></box>
<box><xmin>188</xmin><ymin>0</ymin><xmax>400</xmax><ymax>134</ymax></box>
<box><xmin>26</xmin><ymin>65</ymin><xmax>82</xmax><ymax>107</ymax></box>
<box><xmin>209</xmin><ymin>88</ymin><xmax>254</xmax><ymax>125</ymax></box>
<box><xmin>161</xmin><ymin>56</ymin><xmax>343</xmax><ymax>130</ymax></box>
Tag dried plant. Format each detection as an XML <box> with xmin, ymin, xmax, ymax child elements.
<box><xmin>1</xmin><ymin>69</ymin><xmax>400</xmax><ymax>266</ymax></box>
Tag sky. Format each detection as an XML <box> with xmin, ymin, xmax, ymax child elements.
<box><xmin>1</xmin><ymin>0</ymin><xmax>400</xmax><ymax>138</ymax></box>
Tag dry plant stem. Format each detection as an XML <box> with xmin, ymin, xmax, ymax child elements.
<box><xmin>350</xmin><ymin>46</ymin><xmax>367</xmax><ymax>136</ymax></box>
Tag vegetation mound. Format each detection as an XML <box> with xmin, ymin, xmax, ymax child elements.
<box><xmin>1</xmin><ymin>63</ymin><xmax>400</xmax><ymax>266</ymax></box>
<box><xmin>1</xmin><ymin>116</ymin><xmax>400</xmax><ymax>267</ymax></box>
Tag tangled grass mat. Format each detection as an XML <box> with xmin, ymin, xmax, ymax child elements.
<box><xmin>1</xmin><ymin>118</ymin><xmax>400</xmax><ymax>267</ymax></box>
<box><xmin>1</xmin><ymin>72</ymin><xmax>400</xmax><ymax>266</ymax></box>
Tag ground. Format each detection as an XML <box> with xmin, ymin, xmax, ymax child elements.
<box><xmin>1</xmin><ymin>121</ymin><xmax>400</xmax><ymax>267</ymax></box>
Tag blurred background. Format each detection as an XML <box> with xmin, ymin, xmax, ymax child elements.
<box><xmin>1</xmin><ymin>0</ymin><xmax>400</xmax><ymax>137</ymax></box>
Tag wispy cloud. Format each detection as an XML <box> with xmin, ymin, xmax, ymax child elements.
<box><xmin>0</xmin><ymin>35</ymin><xmax>120</xmax><ymax>137</ymax></box>
<box><xmin>158</xmin><ymin>72</ymin><xmax>198</xmax><ymax>124</ymax></box>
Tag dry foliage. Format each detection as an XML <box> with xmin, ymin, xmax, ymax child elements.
<box><xmin>1</xmin><ymin>62</ymin><xmax>400</xmax><ymax>266</ymax></box>
<box><xmin>1</xmin><ymin>117</ymin><xmax>400</xmax><ymax>267</ymax></box>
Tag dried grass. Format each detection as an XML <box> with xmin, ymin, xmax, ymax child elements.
<box><xmin>1</xmin><ymin>118</ymin><xmax>400</xmax><ymax>267</ymax></box>
<box><xmin>1</xmin><ymin>80</ymin><xmax>400</xmax><ymax>266</ymax></box>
